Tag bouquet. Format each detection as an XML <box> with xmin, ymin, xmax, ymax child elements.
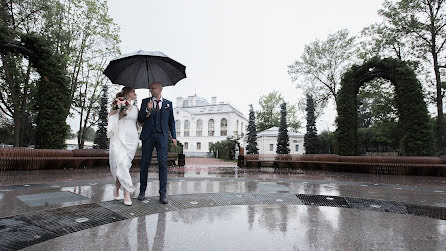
<box><xmin>112</xmin><ymin>97</ymin><xmax>130</xmax><ymax>117</ymax></box>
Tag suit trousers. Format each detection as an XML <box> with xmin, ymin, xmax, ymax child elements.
<box><xmin>139</xmin><ymin>132</ymin><xmax>168</xmax><ymax>196</ymax></box>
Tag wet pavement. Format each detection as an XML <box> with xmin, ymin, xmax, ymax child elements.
<box><xmin>1</xmin><ymin>158</ymin><xmax>446</xmax><ymax>250</ymax></box>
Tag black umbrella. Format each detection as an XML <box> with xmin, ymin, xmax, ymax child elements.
<box><xmin>103</xmin><ymin>50</ymin><xmax>186</xmax><ymax>88</ymax></box>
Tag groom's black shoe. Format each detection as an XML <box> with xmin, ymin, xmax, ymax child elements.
<box><xmin>137</xmin><ymin>193</ymin><xmax>146</xmax><ymax>201</ymax></box>
<box><xmin>160</xmin><ymin>195</ymin><xmax>168</xmax><ymax>204</ymax></box>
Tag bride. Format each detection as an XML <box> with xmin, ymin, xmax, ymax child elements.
<box><xmin>107</xmin><ymin>87</ymin><xmax>139</xmax><ymax>206</ymax></box>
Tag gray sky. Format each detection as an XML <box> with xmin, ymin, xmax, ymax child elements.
<box><xmin>89</xmin><ymin>0</ymin><xmax>384</xmax><ymax>133</ymax></box>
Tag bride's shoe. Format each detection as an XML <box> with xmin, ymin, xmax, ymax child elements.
<box><xmin>123</xmin><ymin>191</ymin><xmax>132</xmax><ymax>206</ymax></box>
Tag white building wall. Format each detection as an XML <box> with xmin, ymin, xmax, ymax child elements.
<box><xmin>174</xmin><ymin>105</ymin><xmax>248</xmax><ymax>157</ymax></box>
<box><xmin>257</xmin><ymin>135</ymin><xmax>305</xmax><ymax>154</ymax></box>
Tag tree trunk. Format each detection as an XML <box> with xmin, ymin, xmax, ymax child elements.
<box><xmin>1</xmin><ymin>55</ymin><xmax>21</xmax><ymax>146</ymax></box>
<box><xmin>432</xmin><ymin>52</ymin><xmax>446</xmax><ymax>154</ymax></box>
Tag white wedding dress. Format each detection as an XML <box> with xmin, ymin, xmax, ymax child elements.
<box><xmin>107</xmin><ymin>105</ymin><xmax>139</xmax><ymax>193</ymax></box>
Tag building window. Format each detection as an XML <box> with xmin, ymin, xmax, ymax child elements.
<box><xmin>184</xmin><ymin>142</ymin><xmax>188</xmax><ymax>150</ymax></box>
<box><xmin>295</xmin><ymin>144</ymin><xmax>299</xmax><ymax>152</ymax></box>
<box><xmin>197</xmin><ymin>142</ymin><xmax>201</xmax><ymax>150</ymax></box>
<box><xmin>175</xmin><ymin>120</ymin><xmax>181</xmax><ymax>137</ymax></box>
<box><xmin>220</xmin><ymin>118</ymin><xmax>227</xmax><ymax>136</ymax></box>
<box><xmin>270</xmin><ymin>144</ymin><xmax>274</xmax><ymax>151</ymax></box>
<box><xmin>196</xmin><ymin>119</ymin><xmax>202</xmax><ymax>136</ymax></box>
<box><xmin>209</xmin><ymin>107</ymin><xmax>214</xmax><ymax>111</ymax></box>
<box><xmin>208</xmin><ymin>119</ymin><xmax>215</xmax><ymax>136</ymax></box>
<box><xmin>241</xmin><ymin>122</ymin><xmax>244</xmax><ymax>133</ymax></box>
<box><xmin>184</xmin><ymin>120</ymin><xmax>190</xmax><ymax>137</ymax></box>
<box><xmin>209</xmin><ymin>142</ymin><xmax>213</xmax><ymax>151</ymax></box>
<box><xmin>200</xmin><ymin>108</ymin><xmax>206</xmax><ymax>112</ymax></box>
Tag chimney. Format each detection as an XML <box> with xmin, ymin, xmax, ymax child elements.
<box><xmin>176</xmin><ymin>97</ymin><xmax>184</xmax><ymax>108</ymax></box>
<box><xmin>212</xmin><ymin>97</ymin><xmax>217</xmax><ymax>105</ymax></box>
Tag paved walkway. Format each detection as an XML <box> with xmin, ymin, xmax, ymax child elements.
<box><xmin>1</xmin><ymin>158</ymin><xmax>446</xmax><ymax>250</ymax></box>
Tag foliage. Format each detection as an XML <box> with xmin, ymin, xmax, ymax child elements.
<box><xmin>255</xmin><ymin>90</ymin><xmax>300</xmax><ymax>132</ymax></box>
<box><xmin>276</xmin><ymin>103</ymin><xmax>290</xmax><ymax>154</ymax></box>
<box><xmin>246</xmin><ymin>104</ymin><xmax>258</xmax><ymax>154</ymax></box>
<box><xmin>0</xmin><ymin>0</ymin><xmax>120</xmax><ymax>149</ymax></box>
<box><xmin>304</xmin><ymin>94</ymin><xmax>320</xmax><ymax>154</ymax></box>
<box><xmin>288</xmin><ymin>29</ymin><xmax>357</xmax><ymax>112</ymax></box>
<box><xmin>318</xmin><ymin>131</ymin><xmax>335</xmax><ymax>154</ymax></box>
<box><xmin>93</xmin><ymin>84</ymin><xmax>109</xmax><ymax>149</ymax></box>
<box><xmin>210</xmin><ymin>137</ymin><xmax>238</xmax><ymax>160</ymax></box>
<box><xmin>0</xmin><ymin>126</ymin><xmax>13</xmax><ymax>144</ymax></box>
<box><xmin>336</xmin><ymin>57</ymin><xmax>434</xmax><ymax>156</ymax></box>
<box><xmin>377</xmin><ymin>0</ymin><xmax>446</xmax><ymax>154</ymax></box>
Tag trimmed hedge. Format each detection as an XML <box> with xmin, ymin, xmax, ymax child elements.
<box><xmin>336</xmin><ymin>57</ymin><xmax>433</xmax><ymax>156</ymax></box>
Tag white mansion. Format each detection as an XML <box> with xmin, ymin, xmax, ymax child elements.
<box><xmin>174</xmin><ymin>95</ymin><xmax>248</xmax><ymax>157</ymax></box>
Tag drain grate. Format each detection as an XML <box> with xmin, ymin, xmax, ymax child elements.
<box><xmin>253</xmin><ymin>193</ymin><xmax>303</xmax><ymax>205</ymax></box>
<box><xmin>208</xmin><ymin>193</ymin><xmax>259</xmax><ymax>206</ymax></box>
<box><xmin>405</xmin><ymin>204</ymin><xmax>446</xmax><ymax>220</ymax></box>
<box><xmin>100</xmin><ymin>199</ymin><xmax>176</xmax><ymax>218</ymax></box>
<box><xmin>0</xmin><ymin>217</ymin><xmax>57</xmax><ymax>251</ymax></box>
<box><xmin>16</xmin><ymin>191</ymin><xmax>88</xmax><ymax>207</ymax></box>
<box><xmin>297</xmin><ymin>194</ymin><xmax>350</xmax><ymax>208</ymax></box>
<box><xmin>346</xmin><ymin>197</ymin><xmax>408</xmax><ymax>214</ymax></box>
<box><xmin>14</xmin><ymin>204</ymin><xmax>126</xmax><ymax>235</ymax></box>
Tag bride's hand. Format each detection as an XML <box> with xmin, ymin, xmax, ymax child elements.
<box><xmin>119</xmin><ymin>110</ymin><xmax>126</xmax><ymax>119</ymax></box>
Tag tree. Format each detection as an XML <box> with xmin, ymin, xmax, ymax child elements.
<box><xmin>0</xmin><ymin>0</ymin><xmax>121</xmax><ymax>148</ymax></box>
<box><xmin>378</xmin><ymin>0</ymin><xmax>446</xmax><ymax>154</ymax></box>
<box><xmin>0</xmin><ymin>0</ymin><xmax>50</xmax><ymax>146</ymax></box>
<box><xmin>246</xmin><ymin>104</ymin><xmax>258</xmax><ymax>154</ymax></box>
<box><xmin>304</xmin><ymin>94</ymin><xmax>320</xmax><ymax>154</ymax></box>
<box><xmin>93</xmin><ymin>84</ymin><xmax>108</xmax><ymax>149</ymax></box>
<box><xmin>318</xmin><ymin>131</ymin><xmax>335</xmax><ymax>154</ymax></box>
<box><xmin>288</xmin><ymin>29</ymin><xmax>356</xmax><ymax>112</ymax></box>
<box><xmin>78</xmin><ymin>126</ymin><xmax>95</xmax><ymax>142</ymax></box>
<box><xmin>255</xmin><ymin>90</ymin><xmax>300</xmax><ymax>132</ymax></box>
<box><xmin>210</xmin><ymin>137</ymin><xmax>238</xmax><ymax>160</ymax></box>
<box><xmin>276</xmin><ymin>103</ymin><xmax>290</xmax><ymax>154</ymax></box>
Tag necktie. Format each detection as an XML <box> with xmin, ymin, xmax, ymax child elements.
<box><xmin>156</xmin><ymin>100</ymin><xmax>160</xmax><ymax>110</ymax></box>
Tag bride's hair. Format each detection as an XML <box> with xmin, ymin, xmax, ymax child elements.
<box><xmin>115</xmin><ymin>87</ymin><xmax>134</xmax><ymax>98</ymax></box>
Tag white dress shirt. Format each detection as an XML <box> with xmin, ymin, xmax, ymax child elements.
<box><xmin>146</xmin><ymin>97</ymin><xmax>163</xmax><ymax>113</ymax></box>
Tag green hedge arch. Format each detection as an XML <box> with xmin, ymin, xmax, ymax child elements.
<box><xmin>1</xmin><ymin>33</ymin><xmax>70</xmax><ymax>149</ymax></box>
<box><xmin>336</xmin><ymin>57</ymin><xmax>433</xmax><ymax>156</ymax></box>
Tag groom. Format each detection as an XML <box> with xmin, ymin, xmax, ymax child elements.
<box><xmin>137</xmin><ymin>82</ymin><xmax>177</xmax><ymax>204</ymax></box>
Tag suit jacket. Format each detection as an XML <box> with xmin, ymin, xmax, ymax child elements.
<box><xmin>138</xmin><ymin>97</ymin><xmax>176</xmax><ymax>142</ymax></box>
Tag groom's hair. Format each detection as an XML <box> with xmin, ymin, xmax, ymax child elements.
<box><xmin>149</xmin><ymin>82</ymin><xmax>163</xmax><ymax>89</ymax></box>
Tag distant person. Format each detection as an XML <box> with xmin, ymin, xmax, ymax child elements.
<box><xmin>137</xmin><ymin>82</ymin><xmax>177</xmax><ymax>204</ymax></box>
<box><xmin>107</xmin><ymin>87</ymin><xmax>138</xmax><ymax>206</ymax></box>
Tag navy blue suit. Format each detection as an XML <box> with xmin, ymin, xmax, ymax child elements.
<box><xmin>138</xmin><ymin>97</ymin><xmax>176</xmax><ymax>197</ymax></box>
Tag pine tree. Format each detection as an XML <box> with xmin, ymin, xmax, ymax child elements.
<box><xmin>304</xmin><ymin>94</ymin><xmax>320</xmax><ymax>154</ymax></box>
<box><xmin>246</xmin><ymin>104</ymin><xmax>259</xmax><ymax>154</ymax></box>
<box><xmin>276</xmin><ymin>103</ymin><xmax>290</xmax><ymax>154</ymax></box>
<box><xmin>94</xmin><ymin>84</ymin><xmax>109</xmax><ymax>149</ymax></box>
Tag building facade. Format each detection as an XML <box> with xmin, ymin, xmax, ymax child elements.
<box><xmin>174</xmin><ymin>95</ymin><xmax>248</xmax><ymax>157</ymax></box>
<box><xmin>256</xmin><ymin>127</ymin><xmax>305</xmax><ymax>154</ymax></box>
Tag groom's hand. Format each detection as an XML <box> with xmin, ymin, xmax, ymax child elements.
<box><xmin>172</xmin><ymin>139</ymin><xmax>177</xmax><ymax>147</ymax></box>
<box><xmin>147</xmin><ymin>99</ymin><xmax>154</xmax><ymax>111</ymax></box>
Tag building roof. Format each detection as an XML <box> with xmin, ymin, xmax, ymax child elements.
<box><xmin>177</xmin><ymin>103</ymin><xmax>247</xmax><ymax>120</ymax></box>
<box><xmin>257</xmin><ymin>127</ymin><xmax>303</xmax><ymax>137</ymax></box>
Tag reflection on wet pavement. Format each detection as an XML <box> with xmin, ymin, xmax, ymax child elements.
<box><xmin>24</xmin><ymin>205</ymin><xmax>446</xmax><ymax>251</ymax></box>
<box><xmin>1</xmin><ymin>161</ymin><xmax>446</xmax><ymax>250</ymax></box>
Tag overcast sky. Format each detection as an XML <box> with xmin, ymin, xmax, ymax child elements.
<box><xmin>81</xmin><ymin>0</ymin><xmax>385</xmax><ymax>133</ymax></box>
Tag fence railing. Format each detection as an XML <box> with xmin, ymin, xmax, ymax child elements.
<box><xmin>241</xmin><ymin>154</ymin><xmax>446</xmax><ymax>176</ymax></box>
<box><xmin>0</xmin><ymin>148</ymin><xmax>182</xmax><ymax>171</ymax></box>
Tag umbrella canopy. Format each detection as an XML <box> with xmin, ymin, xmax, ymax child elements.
<box><xmin>103</xmin><ymin>50</ymin><xmax>186</xmax><ymax>88</ymax></box>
